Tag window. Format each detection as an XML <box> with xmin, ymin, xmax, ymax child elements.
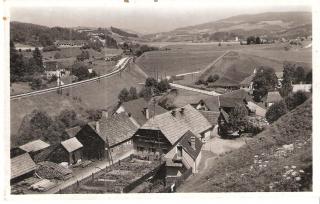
<box><xmin>177</xmin><ymin>145</ymin><xmax>182</xmax><ymax>157</ymax></box>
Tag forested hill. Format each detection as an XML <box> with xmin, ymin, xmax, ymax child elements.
<box><xmin>10</xmin><ymin>21</ymin><xmax>89</xmax><ymax>47</ymax></box>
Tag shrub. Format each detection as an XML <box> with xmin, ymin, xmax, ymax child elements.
<box><xmin>29</xmin><ymin>77</ymin><xmax>43</xmax><ymax>90</ymax></box>
<box><xmin>118</xmin><ymin>88</ymin><xmax>130</xmax><ymax>102</ymax></box>
<box><xmin>285</xmin><ymin>91</ymin><xmax>308</xmax><ymax>111</ymax></box>
<box><xmin>266</xmin><ymin>100</ymin><xmax>288</xmax><ymax>123</ymax></box>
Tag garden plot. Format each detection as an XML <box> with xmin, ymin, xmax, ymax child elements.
<box><xmin>77</xmin><ymin>157</ymin><xmax>163</xmax><ymax>193</ymax></box>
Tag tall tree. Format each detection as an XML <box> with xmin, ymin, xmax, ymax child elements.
<box><xmin>252</xmin><ymin>66</ymin><xmax>278</xmax><ymax>102</ymax></box>
<box><xmin>32</xmin><ymin>47</ymin><xmax>43</xmax><ymax>69</ymax></box>
<box><xmin>118</xmin><ymin>88</ymin><xmax>130</xmax><ymax>102</ymax></box>
<box><xmin>229</xmin><ymin>104</ymin><xmax>249</xmax><ymax>132</ymax></box>
<box><xmin>10</xmin><ymin>40</ymin><xmax>25</xmax><ymax>82</ymax></box>
<box><xmin>293</xmin><ymin>66</ymin><xmax>305</xmax><ymax>84</ymax></box>
<box><xmin>128</xmin><ymin>87</ymin><xmax>138</xmax><ymax>100</ymax></box>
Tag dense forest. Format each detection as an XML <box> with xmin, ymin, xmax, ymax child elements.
<box><xmin>110</xmin><ymin>26</ymin><xmax>139</xmax><ymax>38</ymax></box>
<box><xmin>10</xmin><ymin>21</ymin><xmax>89</xmax><ymax>47</ymax></box>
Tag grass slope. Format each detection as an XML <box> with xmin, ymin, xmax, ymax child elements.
<box><xmin>10</xmin><ymin>63</ymin><xmax>147</xmax><ymax>145</ymax></box>
<box><xmin>136</xmin><ymin>47</ymin><xmax>224</xmax><ymax>77</ymax></box>
<box><xmin>178</xmin><ymin>98</ymin><xmax>312</xmax><ymax>192</ymax></box>
<box><xmin>199</xmin><ymin>51</ymin><xmax>284</xmax><ymax>84</ymax></box>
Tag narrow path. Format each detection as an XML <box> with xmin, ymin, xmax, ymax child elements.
<box><xmin>169</xmin><ymin>83</ymin><xmax>221</xmax><ymax>96</ymax></box>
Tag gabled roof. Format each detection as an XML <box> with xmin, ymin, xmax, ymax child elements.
<box><xmin>61</xmin><ymin>137</ymin><xmax>83</xmax><ymax>153</ymax></box>
<box><xmin>219</xmin><ymin>89</ymin><xmax>252</xmax><ymax>108</ymax></box>
<box><xmin>19</xmin><ymin>140</ymin><xmax>50</xmax><ymax>153</ymax></box>
<box><xmin>275</xmin><ymin>71</ymin><xmax>283</xmax><ymax>79</ymax></box>
<box><xmin>200</xmin><ymin>96</ymin><xmax>220</xmax><ymax>111</ymax></box>
<box><xmin>239</xmin><ymin>74</ymin><xmax>254</xmax><ymax>86</ymax></box>
<box><xmin>199</xmin><ymin>110</ymin><xmax>220</xmax><ymax>126</ymax></box>
<box><xmin>141</xmin><ymin>104</ymin><xmax>212</xmax><ymax>145</ymax></box>
<box><xmin>98</xmin><ymin>112</ymin><xmax>140</xmax><ymax>147</ymax></box>
<box><xmin>11</xmin><ymin>153</ymin><xmax>36</xmax><ymax>179</ymax></box>
<box><xmin>212</xmin><ymin>77</ymin><xmax>240</xmax><ymax>87</ymax></box>
<box><xmin>117</xmin><ymin>98</ymin><xmax>167</xmax><ymax>126</ymax></box>
<box><xmin>179</xmin><ymin>131</ymin><xmax>203</xmax><ymax>160</ymax></box>
<box><xmin>266</xmin><ymin>91</ymin><xmax>282</xmax><ymax>103</ymax></box>
<box><xmin>65</xmin><ymin>126</ymin><xmax>82</xmax><ymax>138</ymax></box>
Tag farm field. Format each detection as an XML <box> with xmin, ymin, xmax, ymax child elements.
<box><xmin>136</xmin><ymin>46</ymin><xmax>225</xmax><ymax>77</ymax></box>
<box><xmin>10</xmin><ymin>62</ymin><xmax>147</xmax><ymax>144</ymax></box>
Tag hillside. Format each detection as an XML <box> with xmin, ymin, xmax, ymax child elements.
<box><xmin>198</xmin><ymin>51</ymin><xmax>284</xmax><ymax>84</ymax></box>
<box><xmin>10</xmin><ymin>62</ymin><xmax>147</xmax><ymax>146</ymax></box>
<box><xmin>178</xmin><ymin>98</ymin><xmax>312</xmax><ymax>192</ymax></box>
<box><xmin>145</xmin><ymin>12</ymin><xmax>312</xmax><ymax>42</ymax></box>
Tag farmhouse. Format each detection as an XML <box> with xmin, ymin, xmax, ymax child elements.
<box><xmin>133</xmin><ymin>104</ymin><xmax>212</xmax><ymax>156</ymax></box>
<box><xmin>292</xmin><ymin>84</ymin><xmax>312</xmax><ymax>93</ymax></box>
<box><xmin>54</xmin><ymin>40</ymin><xmax>88</xmax><ymax>48</ymax></box>
<box><xmin>66</xmin><ymin>124</ymin><xmax>106</xmax><ymax>160</ymax></box>
<box><xmin>97</xmin><ymin>112</ymin><xmax>140</xmax><ymax>160</ymax></box>
<box><xmin>43</xmin><ymin>60</ymin><xmax>69</xmax><ymax>79</ymax></box>
<box><xmin>111</xmin><ymin>98</ymin><xmax>167</xmax><ymax>126</ymax></box>
<box><xmin>266</xmin><ymin>91</ymin><xmax>282</xmax><ymax>107</ymax></box>
<box><xmin>239</xmin><ymin>74</ymin><xmax>254</xmax><ymax>92</ymax></box>
<box><xmin>19</xmin><ymin>139</ymin><xmax>50</xmax><ymax>162</ymax></box>
<box><xmin>11</xmin><ymin>153</ymin><xmax>37</xmax><ymax>184</ymax></box>
<box><xmin>165</xmin><ymin>130</ymin><xmax>203</xmax><ymax>175</ymax></box>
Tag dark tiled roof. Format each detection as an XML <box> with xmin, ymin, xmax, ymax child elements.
<box><xmin>65</xmin><ymin>126</ymin><xmax>82</xmax><ymax>138</ymax></box>
<box><xmin>141</xmin><ymin>104</ymin><xmax>212</xmax><ymax>145</ymax></box>
<box><xmin>266</xmin><ymin>91</ymin><xmax>282</xmax><ymax>103</ymax></box>
<box><xmin>118</xmin><ymin>98</ymin><xmax>167</xmax><ymax>126</ymax></box>
<box><xmin>11</xmin><ymin>153</ymin><xmax>36</xmax><ymax>179</ymax></box>
<box><xmin>212</xmin><ymin>77</ymin><xmax>240</xmax><ymax>87</ymax></box>
<box><xmin>179</xmin><ymin>130</ymin><xmax>203</xmax><ymax>160</ymax></box>
<box><xmin>98</xmin><ymin>112</ymin><xmax>139</xmax><ymax>147</ymax></box>
<box><xmin>199</xmin><ymin>110</ymin><xmax>220</xmax><ymax>126</ymax></box>
<box><xmin>201</xmin><ymin>96</ymin><xmax>220</xmax><ymax>111</ymax></box>
<box><xmin>219</xmin><ymin>89</ymin><xmax>252</xmax><ymax>108</ymax></box>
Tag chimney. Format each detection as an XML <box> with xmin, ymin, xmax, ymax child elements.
<box><xmin>171</xmin><ymin>110</ymin><xmax>176</xmax><ymax>117</ymax></box>
<box><xmin>179</xmin><ymin>108</ymin><xmax>185</xmax><ymax>114</ymax></box>
<box><xmin>190</xmin><ymin>136</ymin><xmax>196</xmax><ymax>150</ymax></box>
<box><xmin>143</xmin><ymin>107</ymin><xmax>149</xmax><ymax>119</ymax></box>
<box><xmin>96</xmin><ymin>121</ymin><xmax>100</xmax><ymax>133</ymax></box>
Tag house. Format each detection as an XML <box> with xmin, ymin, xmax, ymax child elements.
<box><xmin>266</xmin><ymin>91</ymin><xmax>282</xmax><ymax>107</ymax></box>
<box><xmin>275</xmin><ymin>71</ymin><xmax>283</xmax><ymax>87</ymax></box>
<box><xmin>239</xmin><ymin>74</ymin><xmax>254</xmax><ymax>93</ymax></box>
<box><xmin>66</xmin><ymin>124</ymin><xmax>106</xmax><ymax>160</ymax></box>
<box><xmin>292</xmin><ymin>84</ymin><xmax>312</xmax><ymax>93</ymax></box>
<box><xmin>165</xmin><ymin>130</ymin><xmax>203</xmax><ymax>174</ymax></box>
<box><xmin>211</xmin><ymin>77</ymin><xmax>240</xmax><ymax>90</ymax></box>
<box><xmin>43</xmin><ymin>61</ymin><xmax>69</xmax><ymax>79</ymax></box>
<box><xmin>133</xmin><ymin>104</ymin><xmax>212</xmax><ymax>156</ymax></box>
<box><xmin>61</xmin><ymin>137</ymin><xmax>83</xmax><ymax>165</ymax></box>
<box><xmin>198</xmin><ymin>110</ymin><xmax>220</xmax><ymax>139</ymax></box>
<box><xmin>219</xmin><ymin>89</ymin><xmax>252</xmax><ymax>113</ymax></box>
<box><xmin>111</xmin><ymin>98</ymin><xmax>167</xmax><ymax>126</ymax></box>
<box><xmin>194</xmin><ymin>96</ymin><xmax>220</xmax><ymax>112</ymax></box>
<box><xmin>97</xmin><ymin>112</ymin><xmax>140</xmax><ymax>160</ymax></box>
<box><xmin>11</xmin><ymin>153</ymin><xmax>37</xmax><ymax>183</ymax></box>
<box><xmin>54</xmin><ymin>40</ymin><xmax>88</xmax><ymax>48</ymax></box>
<box><xmin>19</xmin><ymin>139</ymin><xmax>50</xmax><ymax>162</ymax></box>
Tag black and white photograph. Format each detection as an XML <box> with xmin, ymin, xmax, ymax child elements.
<box><xmin>2</xmin><ymin>0</ymin><xmax>318</xmax><ymax>198</ymax></box>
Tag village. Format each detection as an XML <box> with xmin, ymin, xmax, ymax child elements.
<box><xmin>8</xmin><ymin>6</ymin><xmax>313</xmax><ymax>195</ymax></box>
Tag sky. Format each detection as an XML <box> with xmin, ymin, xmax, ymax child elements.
<box><xmin>9</xmin><ymin>0</ymin><xmax>312</xmax><ymax>34</ymax></box>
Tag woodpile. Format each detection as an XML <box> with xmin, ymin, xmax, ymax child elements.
<box><xmin>36</xmin><ymin>161</ymin><xmax>72</xmax><ymax>180</ymax></box>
